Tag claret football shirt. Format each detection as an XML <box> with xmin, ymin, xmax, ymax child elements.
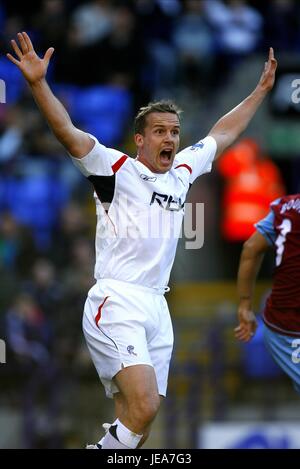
<box><xmin>256</xmin><ymin>194</ymin><xmax>300</xmax><ymax>336</ymax></box>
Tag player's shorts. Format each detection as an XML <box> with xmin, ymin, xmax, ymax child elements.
<box><xmin>263</xmin><ymin>325</ymin><xmax>300</xmax><ymax>394</ymax></box>
<box><xmin>82</xmin><ymin>278</ymin><xmax>174</xmax><ymax>399</ymax></box>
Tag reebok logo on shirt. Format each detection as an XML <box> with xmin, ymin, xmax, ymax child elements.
<box><xmin>140</xmin><ymin>174</ymin><xmax>157</xmax><ymax>182</ymax></box>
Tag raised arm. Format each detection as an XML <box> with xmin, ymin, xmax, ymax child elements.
<box><xmin>7</xmin><ymin>32</ymin><xmax>93</xmax><ymax>158</ymax></box>
<box><xmin>208</xmin><ymin>48</ymin><xmax>277</xmax><ymax>160</ymax></box>
<box><xmin>235</xmin><ymin>231</ymin><xmax>270</xmax><ymax>342</ymax></box>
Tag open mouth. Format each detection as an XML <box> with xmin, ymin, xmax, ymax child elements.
<box><xmin>159</xmin><ymin>149</ymin><xmax>173</xmax><ymax>165</ymax></box>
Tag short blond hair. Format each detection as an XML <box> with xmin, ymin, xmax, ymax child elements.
<box><xmin>134</xmin><ymin>100</ymin><xmax>182</xmax><ymax>135</ymax></box>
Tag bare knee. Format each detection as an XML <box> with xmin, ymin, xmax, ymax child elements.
<box><xmin>113</xmin><ymin>365</ymin><xmax>161</xmax><ymax>434</ymax></box>
<box><xmin>128</xmin><ymin>392</ymin><xmax>160</xmax><ymax>430</ymax></box>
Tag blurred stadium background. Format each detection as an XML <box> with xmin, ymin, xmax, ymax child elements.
<box><xmin>0</xmin><ymin>0</ymin><xmax>300</xmax><ymax>449</ymax></box>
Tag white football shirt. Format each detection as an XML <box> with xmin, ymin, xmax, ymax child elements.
<box><xmin>71</xmin><ymin>135</ymin><xmax>217</xmax><ymax>288</ymax></box>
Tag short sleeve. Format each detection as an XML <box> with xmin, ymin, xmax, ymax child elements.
<box><xmin>70</xmin><ymin>134</ymin><xmax>127</xmax><ymax>177</ymax></box>
<box><xmin>174</xmin><ymin>136</ymin><xmax>217</xmax><ymax>184</ymax></box>
<box><xmin>255</xmin><ymin>198</ymin><xmax>281</xmax><ymax>246</ymax></box>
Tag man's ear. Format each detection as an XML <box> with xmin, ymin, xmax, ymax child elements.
<box><xmin>134</xmin><ymin>133</ymin><xmax>144</xmax><ymax>148</ymax></box>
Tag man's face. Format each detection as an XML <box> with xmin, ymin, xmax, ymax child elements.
<box><xmin>135</xmin><ymin>112</ymin><xmax>180</xmax><ymax>173</ymax></box>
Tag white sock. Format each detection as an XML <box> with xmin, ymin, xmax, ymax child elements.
<box><xmin>101</xmin><ymin>419</ymin><xmax>142</xmax><ymax>449</ymax></box>
<box><xmin>97</xmin><ymin>436</ymin><xmax>105</xmax><ymax>446</ymax></box>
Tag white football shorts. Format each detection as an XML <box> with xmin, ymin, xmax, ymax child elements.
<box><xmin>82</xmin><ymin>278</ymin><xmax>174</xmax><ymax>398</ymax></box>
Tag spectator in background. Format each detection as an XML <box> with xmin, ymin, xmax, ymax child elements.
<box><xmin>205</xmin><ymin>0</ymin><xmax>263</xmax><ymax>81</ymax></box>
<box><xmin>217</xmin><ymin>138</ymin><xmax>285</xmax><ymax>242</ymax></box>
<box><xmin>0</xmin><ymin>105</ymin><xmax>24</xmax><ymax>166</ymax></box>
<box><xmin>0</xmin><ymin>212</ymin><xmax>37</xmax><ymax>276</ymax></box>
<box><xmin>0</xmin><ymin>256</ymin><xmax>17</xmax><ymax>316</ymax></box>
<box><xmin>0</xmin><ymin>104</ymin><xmax>60</xmax><ymax>167</ymax></box>
<box><xmin>58</xmin><ymin>237</ymin><xmax>95</xmax><ymax>372</ymax></box>
<box><xmin>22</xmin><ymin>258</ymin><xmax>64</xmax><ymax>320</ymax></box>
<box><xmin>135</xmin><ymin>0</ymin><xmax>179</xmax><ymax>99</ymax></box>
<box><xmin>263</xmin><ymin>0</ymin><xmax>300</xmax><ymax>53</ymax></box>
<box><xmin>93</xmin><ymin>5</ymin><xmax>144</xmax><ymax>96</ymax></box>
<box><xmin>71</xmin><ymin>0</ymin><xmax>113</xmax><ymax>47</ymax></box>
<box><xmin>54</xmin><ymin>0</ymin><xmax>114</xmax><ymax>86</ymax></box>
<box><xmin>0</xmin><ymin>24</ymin><xmax>26</xmax><ymax>104</ymax></box>
<box><xmin>63</xmin><ymin>236</ymin><xmax>95</xmax><ymax>293</ymax></box>
<box><xmin>173</xmin><ymin>0</ymin><xmax>215</xmax><ymax>96</ymax></box>
<box><xmin>0</xmin><ymin>4</ymin><xmax>6</xmax><ymax>31</ymax></box>
<box><xmin>52</xmin><ymin>23</ymin><xmax>86</xmax><ymax>85</ymax></box>
<box><xmin>50</xmin><ymin>201</ymin><xmax>92</xmax><ymax>269</ymax></box>
<box><xmin>5</xmin><ymin>292</ymin><xmax>61</xmax><ymax>448</ymax></box>
<box><xmin>32</xmin><ymin>0</ymin><xmax>67</xmax><ymax>52</ymax></box>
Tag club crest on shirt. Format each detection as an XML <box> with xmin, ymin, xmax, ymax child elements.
<box><xmin>190</xmin><ymin>142</ymin><xmax>204</xmax><ymax>151</ymax></box>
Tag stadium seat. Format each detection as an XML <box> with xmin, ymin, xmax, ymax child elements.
<box><xmin>1</xmin><ymin>167</ymin><xmax>69</xmax><ymax>250</ymax></box>
<box><xmin>55</xmin><ymin>84</ymin><xmax>132</xmax><ymax>146</ymax></box>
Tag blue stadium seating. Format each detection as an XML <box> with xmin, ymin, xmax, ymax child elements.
<box><xmin>54</xmin><ymin>84</ymin><xmax>132</xmax><ymax>146</ymax></box>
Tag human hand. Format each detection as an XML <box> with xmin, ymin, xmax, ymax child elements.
<box><xmin>257</xmin><ymin>47</ymin><xmax>277</xmax><ymax>93</ymax></box>
<box><xmin>7</xmin><ymin>32</ymin><xmax>54</xmax><ymax>85</ymax></box>
<box><xmin>234</xmin><ymin>308</ymin><xmax>258</xmax><ymax>342</ymax></box>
